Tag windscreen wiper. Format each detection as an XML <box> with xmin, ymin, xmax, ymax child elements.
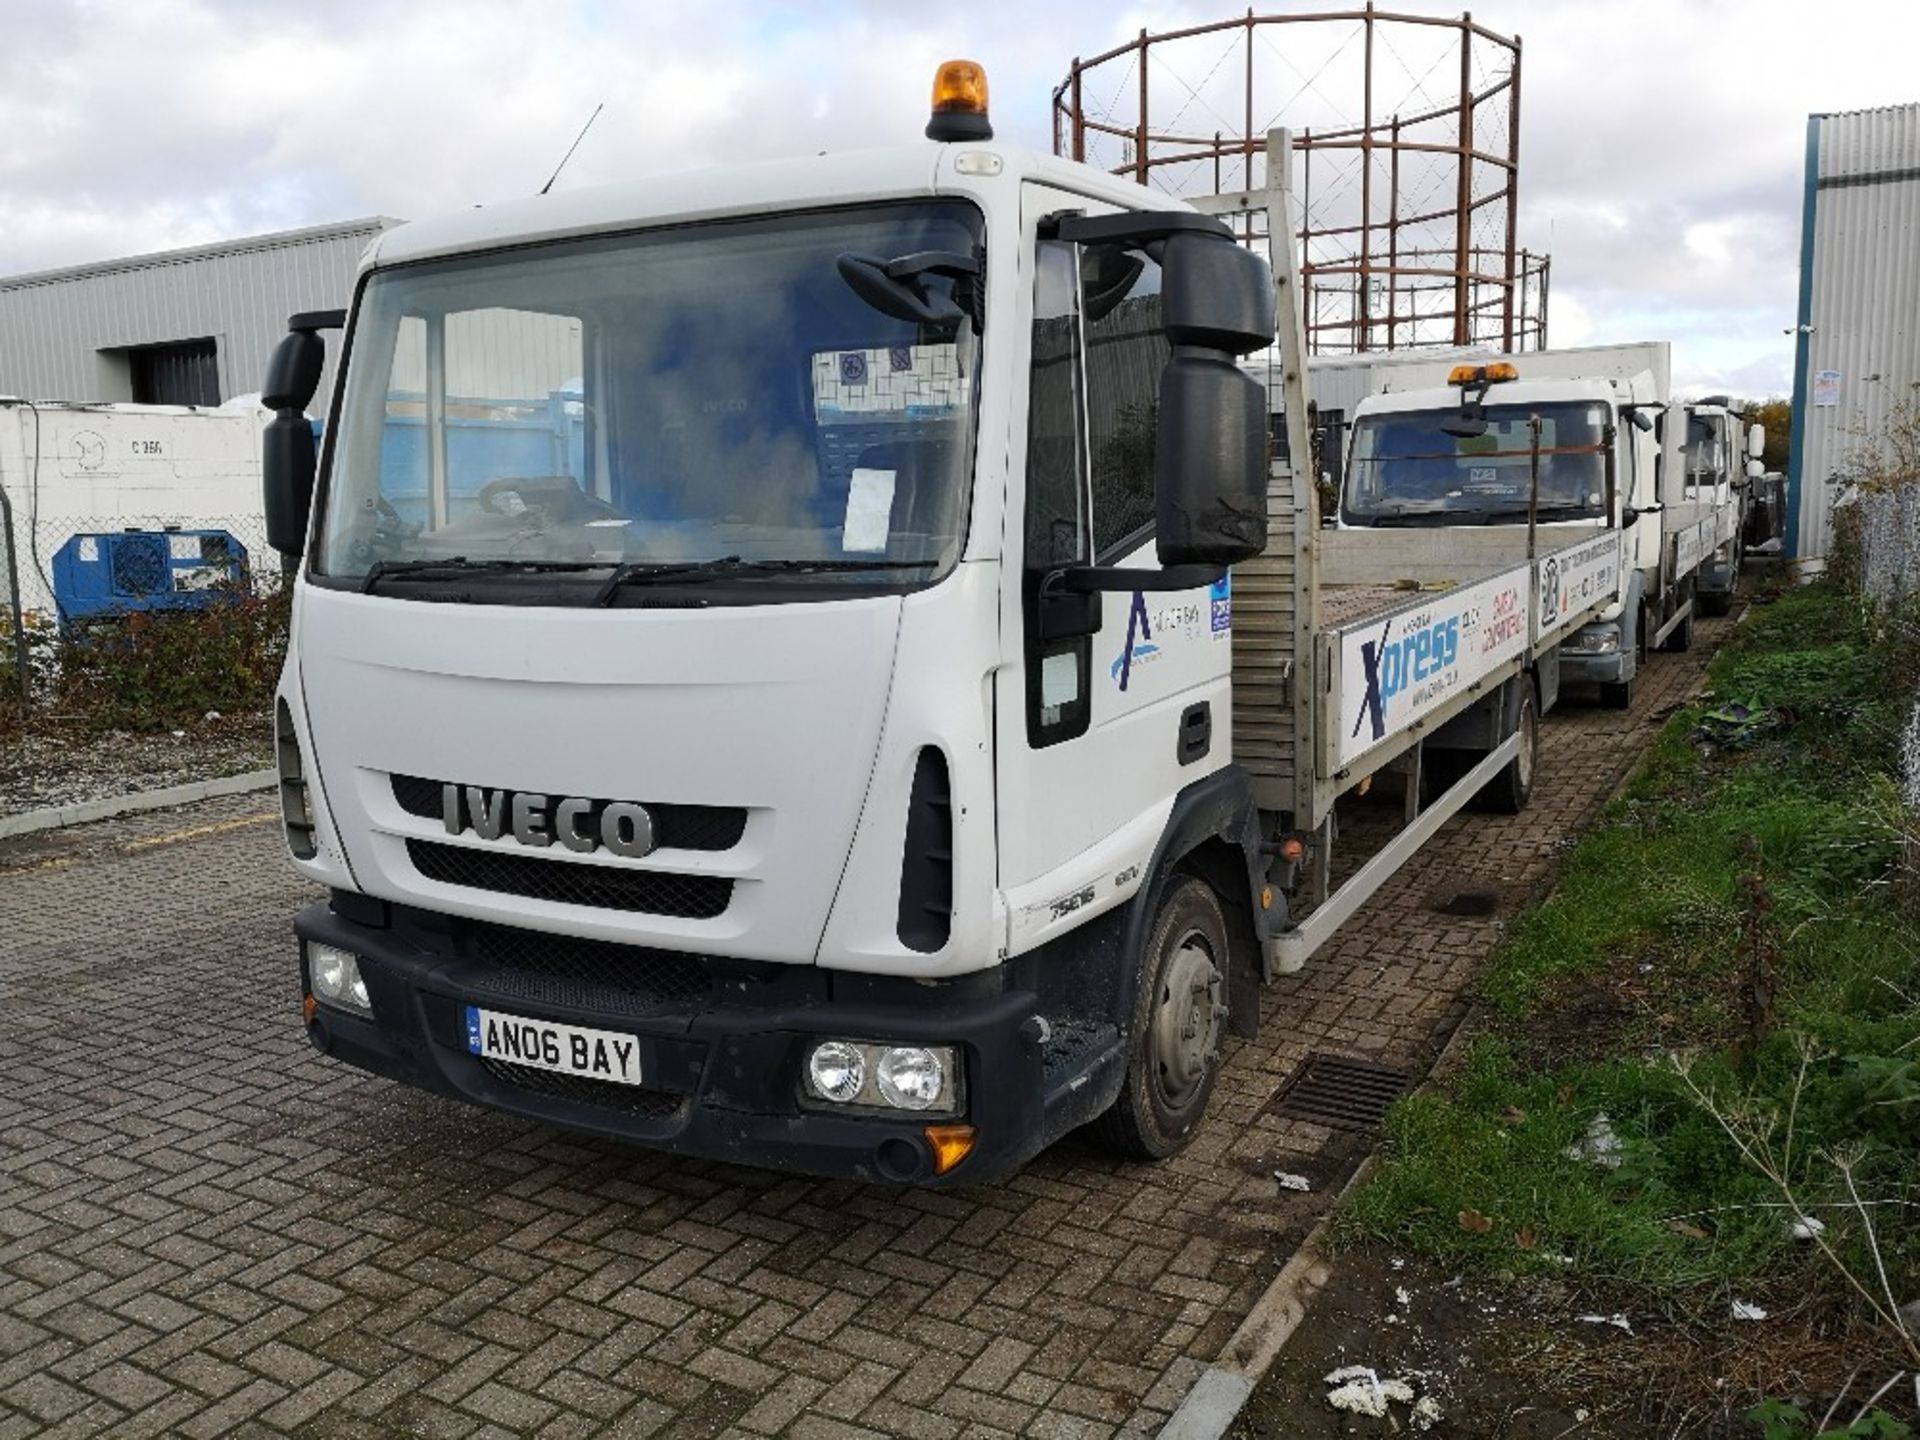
<box><xmin>593</xmin><ymin>556</ymin><xmax>936</xmax><ymax>606</ymax></box>
<box><xmin>360</xmin><ymin>558</ymin><xmax>605</xmax><ymax>593</ymax></box>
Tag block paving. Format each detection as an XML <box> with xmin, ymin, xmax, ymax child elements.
<box><xmin>0</xmin><ymin>619</ymin><xmax>1726</xmax><ymax>1437</ymax></box>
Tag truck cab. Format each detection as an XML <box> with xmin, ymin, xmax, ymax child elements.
<box><xmin>261</xmin><ymin>68</ymin><xmax>1286</xmax><ymax>1186</ymax></box>
<box><xmin>1682</xmin><ymin>397</ymin><xmax>1766</xmax><ymax>615</ymax></box>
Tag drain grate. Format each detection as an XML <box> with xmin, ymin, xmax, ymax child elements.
<box><xmin>1270</xmin><ymin>1052</ymin><xmax>1412</xmax><ymax>1129</ymax></box>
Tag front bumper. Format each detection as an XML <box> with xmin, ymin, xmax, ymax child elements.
<box><xmin>1561</xmin><ymin>650</ymin><xmax>1628</xmax><ymax>684</ymax></box>
<box><xmin>293</xmin><ymin>896</ymin><xmax>1077</xmax><ymax>1186</ymax></box>
<box><xmin>1697</xmin><ymin>557</ymin><xmax>1736</xmax><ymax>596</ymax></box>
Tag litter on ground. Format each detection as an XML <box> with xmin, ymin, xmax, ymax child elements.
<box><xmin>1731</xmin><ymin>1300</ymin><xmax>1769</xmax><ymax>1321</ymax></box>
<box><xmin>1576</xmin><ymin>1312</ymin><xmax>1633</xmax><ymax>1333</ymax></box>
<box><xmin>1565</xmin><ymin>1113</ymin><xmax>1623</xmax><ymax>1169</ymax></box>
<box><xmin>1323</xmin><ymin>1366</ymin><xmax>1417</xmax><ymax>1420</ymax></box>
<box><xmin>1789</xmin><ymin>1214</ymin><xmax>1827</xmax><ymax>1240</ymax></box>
<box><xmin>1275</xmin><ymin>1171</ymin><xmax>1313</xmax><ymax>1192</ymax></box>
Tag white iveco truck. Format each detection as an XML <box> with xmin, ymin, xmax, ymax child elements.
<box><xmin>263</xmin><ymin>67</ymin><xmax>1622</xmax><ymax>1185</ymax></box>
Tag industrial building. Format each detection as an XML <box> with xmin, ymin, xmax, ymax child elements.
<box><xmin>1788</xmin><ymin>102</ymin><xmax>1920</xmax><ymax>562</ymax></box>
<box><xmin>0</xmin><ymin>217</ymin><xmax>398</xmax><ymax>417</ymax></box>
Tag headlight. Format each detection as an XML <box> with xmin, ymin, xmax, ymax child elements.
<box><xmin>803</xmin><ymin>1040</ymin><xmax>959</xmax><ymax>1114</ymax></box>
<box><xmin>876</xmin><ymin>1047</ymin><xmax>946</xmax><ymax>1110</ymax></box>
<box><xmin>1567</xmin><ymin>627</ymin><xmax>1621</xmax><ymax>655</ymax></box>
<box><xmin>307</xmin><ymin>942</ymin><xmax>371</xmax><ymax>1012</ymax></box>
<box><xmin>806</xmin><ymin>1041</ymin><xmax>866</xmax><ymax>1103</ymax></box>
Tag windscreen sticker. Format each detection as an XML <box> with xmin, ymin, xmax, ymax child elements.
<box><xmin>842</xmin><ymin>467</ymin><xmax>895</xmax><ymax>552</ymax></box>
<box><xmin>813</xmin><ymin>344</ymin><xmax>966</xmax><ymax>418</ymax></box>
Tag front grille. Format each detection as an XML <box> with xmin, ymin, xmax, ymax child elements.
<box><xmin>478</xmin><ymin>1058</ymin><xmax>687</xmax><ymax>1120</ymax></box>
<box><xmin>407</xmin><ymin>839</ymin><xmax>733</xmax><ymax>918</ymax></box>
<box><xmin>464</xmin><ymin>923</ymin><xmax>711</xmax><ymax>1016</ymax></box>
<box><xmin>391</xmin><ymin>774</ymin><xmax>746</xmax><ymax>852</ymax></box>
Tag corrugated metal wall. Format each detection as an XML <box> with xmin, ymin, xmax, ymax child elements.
<box><xmin>1790</xmin><ymin>104</ymin><xmax>1920</xmax><ymax>560</ymax></box>
<box><xmin>0</xmin><ymin>219</ymin><xmax>397</xmax><ymax>417</ymax></box>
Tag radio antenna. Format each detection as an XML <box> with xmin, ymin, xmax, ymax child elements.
<box><xmin>540</xmin><ymin>103</ymin><xmax>605</xmax><ymax>196</ymax></box>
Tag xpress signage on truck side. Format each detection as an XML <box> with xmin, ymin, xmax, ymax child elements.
<box><xmin>1335</xmin><ymin>571</ymin><xmax>1531</xmax><ymax>770</ymax></box>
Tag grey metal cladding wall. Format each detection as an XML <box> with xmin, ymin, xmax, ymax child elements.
<box><xmin>0</xmin><ymin>222</ymin><xmax>388</xmax><ymax>416</ymax></box>
<box><xmin>1799</xmin><ymin>104</ymin><xmax>1920</xmax><ymax>560</ymax></box>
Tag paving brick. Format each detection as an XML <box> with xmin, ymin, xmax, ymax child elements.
<box><xmin>0</xmin><ymin>617</ymin><xmax>1724</xmax><ymax>1439</ymax></box>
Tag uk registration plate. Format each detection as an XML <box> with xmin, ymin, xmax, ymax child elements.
<box><xmin>465</xmin><ymin>1006</ymin><xmax>643</xmax><ymax>1086</ymax></box>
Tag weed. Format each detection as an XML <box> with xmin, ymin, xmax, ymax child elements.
<box><xmin>1346</xmin><ymin>585</ymin><xmax>1920</xmax><ymax>1338</ymax></box>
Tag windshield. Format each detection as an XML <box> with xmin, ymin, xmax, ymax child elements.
<box><xmin>1344</xmin><ymin>401</ymin><xmax>1610</xmax><ymax>526</ymax></box>
<box><xmin>1685</xmin><ymin>413</ymin><xmax>1727</xmax><ymax>487</ymax></box>
<box><xmin>314</xmin><ymin>201</ymin><xmax>983</xmax><ymax>599</ymax></box>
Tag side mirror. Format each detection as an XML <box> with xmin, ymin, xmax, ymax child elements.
<box><xmin>1156</xmin><ymin>354</ymin><xmax>1268</xmax><ymax>567</ymax></box>
<box><xmin>1153</xmin><ymin>232</ymin><xmax>1274</xmax><ymax>568</ymax></box>
<box><xmin>1620</xmin><ymin>506</ymin><xmax>1640</xmax><ymax>527</ymax></box>
<box><xmin>1747</xmin><ymin>422</ymin><xmax>1765</xmax><ymax>459</ymax></box>
<box><xmin>261</xmin><ymin>310</ymin><xmax>344</xmax><ymax>559</ymax></box>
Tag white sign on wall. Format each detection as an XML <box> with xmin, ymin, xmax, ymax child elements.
<box><xmin>1812</xmin><ymin>369</ymin><xmax>1841</xmax><ymax>408</ymax></box>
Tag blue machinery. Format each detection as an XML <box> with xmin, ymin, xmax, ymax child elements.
<box><xmin>51</xmin><ymin>528</ymin><xmax>250</xmax><ymax>626</ymax></box>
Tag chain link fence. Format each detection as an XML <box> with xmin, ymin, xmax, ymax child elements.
<box><xmin>0</xmin><ymin>510</ymin><xmax>281</xmax><ymax>722</ymax></box>
<box><xmin>1843</xmin><ymin>486</ymin><xmax>1920</xmax><ymax>817</ymax></box>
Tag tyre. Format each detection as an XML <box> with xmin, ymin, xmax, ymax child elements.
<box><xmin>1664</xmin><ymin>604</ymin><xmax>1695</xmax><ymax>653</ymax></box>
<box><xmin>1092</xmin><ymin>876</ymin><xmax>1230</xmax><ymax>1161</ymax></box>
<box><xmin>1475</xmin><ymin>675</ymin><xmax>1538</xmax><ymax>815</ymax></box>
<box><xmin>1599</xmin><ymin>674</ymin><xmax>1635</xmax><ymax>710</ymax></box>
<box><xmin>1698</xmin><ymin>590</ymin><xmax>1732</xmax><ymax>618</ymax></box>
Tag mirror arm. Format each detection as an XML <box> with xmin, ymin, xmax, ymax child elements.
<box><xmin>1043</xmin><ymin>209</ymin><xmax>1234</xmax><ymax>246</ymax></box>
<box><xmin>1049</xmin><ymin>562</ymin><xmax>1225</xmax><ymax>595</ymax></box>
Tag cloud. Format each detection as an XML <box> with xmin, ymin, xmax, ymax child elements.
<box><xmin>0</xmin><ymin>0</ymin><xmax>1913</xmax><ymax>403</ymax></box>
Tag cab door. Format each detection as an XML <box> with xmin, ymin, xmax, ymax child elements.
<box><xmin>994</xmin><ymin>184</ymin><xmax>1234</xmax><ymax>957</ymax></box>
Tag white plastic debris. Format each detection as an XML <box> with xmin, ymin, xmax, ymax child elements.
<box><xmin>1576</xmin><ymin>1312</ymin><xmax>1633</xmax><ymax>1333</ymax></box>
<box><xmin>1390</xmin><ymin>1257</ymin><xmax>1406</xmax><ymax>1271</ymax></box>
<box><xmin>1412</xmin><ymin>1395</ymin><xmax>1445</xmax><ymax>1432</ymax></box>
<box><xmin>1394</xmin><ymin>1286</ymin><xmax>1412</xmax><ymax>1307</ymax></box>
<box><xmin>1565</xmin><ymin>1113</ymin><xmax>1623</xmax><ymax>1169</ymax></box>
<box><xmin>203</xmin><ymin>710</ymin><xmax>222</xmax><ymax>722</ymax></box>
<box><xmin>1789</xmin><ymin>1214</ymin><xmax>1826</xmax><ymax>1240</ymax></box>
<box><xmin>1274</xmin><ymin>1171</ymin><xmax>1312</xmax><ymax>1192</ymax></box>
<box><xmin>1323</xmin><ymin>1367</ymin><xmax>1416</xmax><ymax>1419</ymax></box>
<box><xmin>1731</xmin><ymin>1300</ymin><xmax>1769</xmax><ymax>1321</ymax></box>
<box><xmin>1576</xmin><ymin>1409</ymin><xmax>1591</xmax><ymax>1423</ymax></box>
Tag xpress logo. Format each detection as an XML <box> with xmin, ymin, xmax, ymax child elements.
<box><xmin>441</xmin><ymin>784</ymin><xmax>656</xmax><ymax>857</ymax></box>
<box><xmin>1539</xmin><ymin>556</ymin><xmax>1561</xmax><ymax>627</ymax></box>
<box><xmin>1110</xmin><ymin>590</ymin><xmax>1160</xmax><ymax>691</ymax></box>
<box><xmin>1351</xmin><ymin>614</ymin><xmax>1462</xmax><ymax>745</ymax></box>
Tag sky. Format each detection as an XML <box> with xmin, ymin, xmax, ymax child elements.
<box><xmin>1</xmin><ymin>0</ymin><xmax>1916</xmax><ymax>399</ymax></box>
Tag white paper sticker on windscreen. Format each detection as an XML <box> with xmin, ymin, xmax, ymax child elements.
<box><xmin>843</xmin><ymin>468</ymin><xmax>896</xmax><ymax>553</ymax></box>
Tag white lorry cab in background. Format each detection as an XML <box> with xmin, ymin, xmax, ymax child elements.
<box><xmin>257</xmin><ymin>66</ymin><xmax>1616</xmax><ymax>1187</ymax></box>
<box><xmin>1681</xmin><ymin>395</ymin><xmax>1768</xmax><ymax>615</ymax></box>
<box><xmin>1325</xmin><ymin>342</ymin><xmax>1747</xmax><ymax>709</ymax></box>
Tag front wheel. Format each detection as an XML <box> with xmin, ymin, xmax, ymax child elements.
<box><xmin>1092</xmin><ymin>876</ymin><xmax>1230</xmax><ymax>1161</ymax></box>
<box><xmin>1475</xmin><ymin>675</ymin><xmax>1539</xmax><ymax>815</ymax></box>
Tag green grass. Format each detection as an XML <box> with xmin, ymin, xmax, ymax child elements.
<box><xmin>1344</xmin><ymin>585</ymin><xmax>1920</xmax><ymax>1304</ymax></box>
